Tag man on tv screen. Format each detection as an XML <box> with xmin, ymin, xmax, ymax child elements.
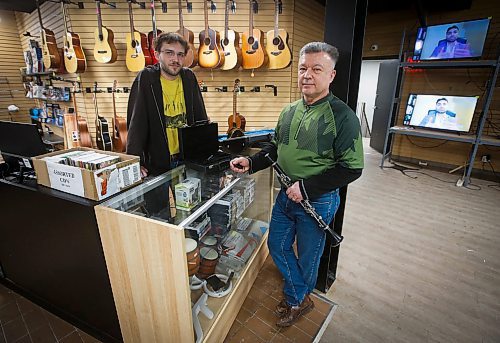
<box><xmin>419</xmin><ymin>98</ymin><xmax>461</xmax><ymax>130</ymax></box>
<box><xmin>430</xmin><ymin>25</ymin><xmax>473</xmax><ymax>59</ymax></box>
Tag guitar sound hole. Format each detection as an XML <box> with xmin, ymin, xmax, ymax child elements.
<box><xmin>131</xmin><ymin>40</ymin><xmax>137</xmax><ymax>48</ymax></box>
<box><xmin>204</xmin><ymin>37</ymin><xmax>211</xmax><ymax>46</ymax></box>
<box><xmin>272</xmin><ymin>37</ymin><xmax>281</xmax><ymax>46</ymax></box>
<box><xmin>247</xmin><ymin>37</ymin><xmax>255</xmax><ymax>45</ymax></box>
<box><xmin>223</xmin><ymin>38</ymin><xmax>229</xmax><ymax>46</ymax></box>
<box><xmin>99</xmin><ymin>35</ymin><xmax>104</xmax><ymax>41</ymax></box>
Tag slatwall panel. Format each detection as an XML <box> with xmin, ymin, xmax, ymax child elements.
<box><xmin>365</xmin><ymin>0</ymin><xmax>500</xmax><ymax>172</ymax></box>
<box><xmin>290</xmin><ymin>1</ymin><xmax>325</xmax><ymax>102</ymax></box>
<box><xmin>0</xmin><ymin>10</ymin><xmax>35</xmax><ymax>123</ymax></box>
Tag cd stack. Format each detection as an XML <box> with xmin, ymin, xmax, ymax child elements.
<box><xmin>233</xmin><ymin>178</ymin><xmax>256</xmax><ymax>210</ymax></box>
<box><xmin>208</xmin><ymin>194</ymin><xmax>237</xmax><ymax>237</ymax></box>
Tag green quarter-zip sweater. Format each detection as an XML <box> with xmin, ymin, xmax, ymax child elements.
<box><xmin>249</xmin><ymin>92</ymin><xmax>364</xmax><ymax>200</ymax></box>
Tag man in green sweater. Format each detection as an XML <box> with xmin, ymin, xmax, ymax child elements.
<box><xmin>230</xmin><ymin>42</ymin><xmax>364</xmax><ymax>327</ymax></box>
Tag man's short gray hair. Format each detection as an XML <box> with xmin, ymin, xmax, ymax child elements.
<box><xmin>299</xmin><ymin>42</ymin><xmax>339</xmax><ymax>65</ymax></box>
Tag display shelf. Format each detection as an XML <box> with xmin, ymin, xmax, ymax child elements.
<box><xmin>480</xmin><ymin>135</ymin><xmax>500</xmax><ymax>147</ymax></box>
<box><xmin>402</xmin><ymin>60</ymin><xmax>498</xmax><ymax>69</ymax></box>
<box><xmin>95</xmin><ymin>164</ymin><xmax>273</xmax><ymax>342</ymax></box>
<box><xmin>389</xmin><ymin>126</ymin><xmax>476</xmax><ymax>143</ymax></box>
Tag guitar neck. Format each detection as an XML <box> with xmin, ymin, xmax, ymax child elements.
<box><xmin>150</xmin><ymin>0</ymin><xmax>158</xmax><ymax>38</ymax></box>
<box><xmin>224</xmin><ymin>0</ymin><xmax>229</xmax><ymax>38</ymax></box>
<box><xmin>204</xmin><ymin>1</ymin><xmax>209</xmax><ymax>33</ymax></box>
<box><xmin>112</xmin><ymin>82</ymin><xmax>118</xmax><ymax>121</ymax></box>
<box><xmin>178</xmin><ymin>0</ymin><xmax>184</xmax><ymax>30</ymax></box>
<box><xmin>61</xmin><ymin>3</ymin><xmax>69</xmax><ymax>36</ymax></box>
<box><xmin>274</xmin><ymin>1</ymin><xmax>279</xmax><ymax>38</ymax></box>
<box><xmin>96</xmin><ymin>1</ymin><xmax>103</xmax><ymax>38</ymax></box>
<box><xmin>233</xmin><ymin>87</ymin><xmax>237</xmax><ymax>119</ymax></box>
<box><xmin>249</xmin><ymin>1</ymin><xmax>253</xmax><ymax>34</ymax></box>
<box><xmin>36</xmin><ymin>0</ymin><xmax>44</xmax><ymax>31</ymax></box>
<box><xmin>128</xmin><ymin>2</ymin><xmax>135</xmax><ymax>37</ymax></box>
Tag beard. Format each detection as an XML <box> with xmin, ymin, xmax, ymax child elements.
<box><xmin>160</xmin><ymin>61</ymin><xmax>181</xmax><ymax>77</ymax></box>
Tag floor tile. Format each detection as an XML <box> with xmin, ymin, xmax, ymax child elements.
<box><xmin>0</xmin><ymin>302</ymin><xmax>20</xmax><ymax>325</ymax></box>
<box><xmin>29</xmin><ymin>325</ymin><xmax>56</xmax><ymax>343</ymax></box>
<box><xmin>245</xmin><ymin>315</ymin><xmax>278</xmax><ymax>341</ymax></box>
<box><xmin>2</xmin><ymin>317</ymin><xmax>27</xmax><ymax>342</ymax></box>
<box><xmin>22</xmin><ymin>309</ymin><xmax>47</xmax><ymax>333</ymax></box>
<box><xmin>76</xmin><ymin>330</ymin><xmax>101</xmax><ymax>343</ymax></box>
<box><xmin>225</xmin><ymin>326</ymin><xmax>264</xmax><ymax>343</ymax></box>
<box><xmin>11</xmin><ymin>335</ymin><xmax>30</xmax><ymax>343</ymax></box>
<box><xmin>43</xmin><ymin>312</ymin><xmax>75</xmax><ymax>340</ymax></box>
<box><xmin>59</xmin><ymin>331</ymin><xmax>83</xmax><ymax>343</ymax></box>
<box><xmin>280</xmin><ymin>324</ymin><xmax>313</xmax><ymax>342</ymax></box>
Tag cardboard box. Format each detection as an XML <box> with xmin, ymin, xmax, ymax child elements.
<box><xmin>33</xmin><ymin>147</ymin><xmax>142</xmax><ymax>201</ymax></box>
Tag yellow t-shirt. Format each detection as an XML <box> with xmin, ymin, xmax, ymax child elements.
<box><xmin>160</xmin><ymin>76</ymin><xmax>186</xmax><ymax>155</ymax></box>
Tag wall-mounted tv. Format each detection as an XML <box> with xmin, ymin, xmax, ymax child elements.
<box><xmin>403</xmin><ymin>94</ymin><xmax>479</xmax><ymax>132</ymax></box>
<box><xmin>413</xmin><ymin>18</ymin><xmax>491</xmax><ymax>61</ymax></box>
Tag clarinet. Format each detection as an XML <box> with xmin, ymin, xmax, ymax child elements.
<box><xmin>264</xmin><ymin>153</ymin><xmax>343</xmax><ymax>247</ymax></box>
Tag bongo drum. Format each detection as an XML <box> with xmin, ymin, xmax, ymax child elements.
<box><xmin>185</xmin><ymin>238</ymin><xmax>200</xmax><ymax>277</ymax></box>
<box><xmin>197</xmin><ymin>247</ymin><xmax>219</xmax><ymax>279</ymax></box>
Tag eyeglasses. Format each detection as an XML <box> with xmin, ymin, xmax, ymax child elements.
<box><xmin>160</xmin><ymin>49</ymin><xmax>186</xmax><ymax>59</ymax></box>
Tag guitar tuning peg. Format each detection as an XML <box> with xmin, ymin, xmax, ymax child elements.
<box><xmin>210</xmin><ymin>1</ymin><xmax>216</xmax><ymax>13</ymax></box>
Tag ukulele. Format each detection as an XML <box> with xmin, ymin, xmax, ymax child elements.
<box><xmin>93</xmin><ymin>0</ymin><xmax>118</xmax><ymax>64</ymax></box>
<box><xmin>73</xmin><ymin>85</ymin><xmax>92</xmax><ymax>148</ymax></box>
<box><xmin>241</xmin><ymin>0</ymin><xmax>267</xmax><ymax>70</ymax></box>
<box><xmin>147</xmin><ymin>0</ymin><xmax>162</xmax><ymax>64</ymax></box>
<box><xmin>227</xmin><ymin>79</ymin><xmax>246</xmax><ymax>138</ymax></box>
<box><xmin>126</xmin><ymin>0</ymin><xmax>151</xmax><ymax>72</ymax></box>
<box><xmin>176</xmin><ymin>0</ymin><xmax>198</xmax><ymax>68</ymax></box>
<box><xmin>35</xmin><ymin>0</ymin><xmax>60</xmax><ymax>70</ymax></box>
<box><xmin>61</xmin><ymin>2</ymin><xmax>86</xmax><ymax>74</ymax></box>
<box><xmin>93</xmin><ymin>82</ymin><xmax>113</xmax><ymax>151</ymax></box>
<box><xmin>266</xmin><ymin>0</ymin><xmax>291</xmax><ymax>69</ymax></box>
<box><xmin>198</xmin><ymin>0</ymin><xmax>225</xmax><ymax>69</ymax></box>
<box><xmin>112</xmin><ymin>80</ymin><xmax>128</xmax><ymax>153</ymax></box>
<box><xmin>221</xmin><ymin>0</ymin><xmax>242</xmax><ymax>70</ymax></box>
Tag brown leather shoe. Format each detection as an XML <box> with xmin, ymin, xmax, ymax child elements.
<box><xmin>274</xmin><ymin>298</ymin><xmax>290</xmax><ymax>317</ymax></box>
<box><xmin>276</xmin><ymin>295</ymin><xmax>314</xmax><ymax>327</ymax></box>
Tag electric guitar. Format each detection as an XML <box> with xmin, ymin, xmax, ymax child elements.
<box><xmin>198</xmin><ymin>0</ymin><xmax>225</xmax><ymax>69</ymax></box>
<box><xmin>147</xmin><ymin>0</ymin><xmax>162</xmax><ymax>64</ymax></box>
<box><xmin>221</xmin><ymin>0</ymin><xmax>242</xmax><ymax>70</ymax></box>
<box><xmin>126</xmin><ymin>0</ymin><xmax>151</xmax><ymax>72</ymax></box>
<box><xmin>35</xmin><ymin>0</ymin><xmax>60</xmax><ymax>70</ymax></box>
<box><xmin>241</xmin><ymin>0</ymin><xmax>267</xmax><ymax>70</ymax></box>
<box><xmin>112</xmin><ymin>80</ymin><xmax>128</xmax><ymax>153</ymax></box>
<box><xmin>62</xmin><ymin>2</ymin><xmax>86</xmax><ymax>74</ymax></box>
<box><xmin>176</xmin><ymin>0</ymin><xmax>198</xmax><ymax>67</ymax></box>
<box><xmin>93</xmin><ymin>0</ymin><xmax>118</xmax><ymax>64</ymax></box>
<box><xmin>93</xmin><ymin>82</ymin><xmax>113</xmax><ymax>151</ymax></box>
<box><xmin>266</xmin><ymin>0</ymin><xmax>291</xmax><ymax>69</ymax></box>
<box><xmin>227</xmin><ymin>79</ymin><xmax>246</xmax><ymax>138</ymax></box>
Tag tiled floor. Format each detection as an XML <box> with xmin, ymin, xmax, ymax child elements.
<box><xmin>1</xmin><ymin>256</ymin><xmax>334</xmax><ymax>343</ymax></box>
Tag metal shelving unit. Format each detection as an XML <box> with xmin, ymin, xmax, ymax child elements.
<box><xmin>380</xmin><ymin>31</ymin><xmax>500</xmax><ymax>186</ymax></box>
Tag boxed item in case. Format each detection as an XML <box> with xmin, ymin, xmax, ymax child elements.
<box><xmin>175</xmin><ymin>177</ymin><xmax>201</xmax><ymax>210</ymax></box>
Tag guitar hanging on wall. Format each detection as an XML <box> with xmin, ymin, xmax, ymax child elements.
<box><xmin>241</xmin><ymin>0</ymin><xmax>267</xmax><ymax>70</ymax></box>
<box><xmin>266</xmin><ymin>0</ymin><xmax>291</xmax><ymax>69</ymax></box>
<box><xmin>112</xmin><ymin>80</ymin><xmax>128</xmax><ymax>153</ymax></box>
<box><xmin>221</xmin><ymin>0</ymin><xmax>242</xmax><ymax>70</ymax></box>
<box><xmin>198</xmin><ymin>0</ymin><xmax>225</xmax><ymax>69</ymax></box>
<box><xmin>126</xmin><ymin>0</ymin><xmax>152</xmax><ymax>72</ymax></box>
<box><xmin>176</xmin><ymin>0</ymin><xmax>198</xmax><ymax>67</ymax></box>
<box><xmin>35</xmin><ymin>0</ymin><xmax>61</xmax><ymax>70</ymax></box>
<box><xmin>147</xmin><ymin>0</ymin><xmax>163</xmax><ymax>64</ymax></box>
<box><xmin>93</xmin><ymin>82</ymin><xmax>113</xmax><ymax>151</ymax></box>
<box><xmin>93</xmin><ymin>0</ymin><xmax>118</xmax><ymax>64</ymax></box>
<box><xmin>61</xmin><ymin>1</ymin><xmax>86</xmax><ymax>74</ymax></box>
<box><xmin>227</xmin><ymin>79</ymin><xmax>246</xmax><ymax>138</ymax></box>
<box><xmin>73</xmin><ymin>84</ymin><xmax>92</xmax><ymax>148</ymax></box>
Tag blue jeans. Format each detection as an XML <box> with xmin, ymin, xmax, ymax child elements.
<box><xmin>268</xmin><ymin>189</ymin><xmax>340</xmax><ymax>306</ymax></box>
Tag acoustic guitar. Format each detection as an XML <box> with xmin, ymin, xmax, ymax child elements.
<box><xmin>221</xmin><ymin>0</ymin><xmax>242</xmax><ymax>70</ymax></box>
<box><xmin>35</xmin><ymin>0</ymin><xmax>60</xmax><ymax>70</ymax></box>
<box><xmin>72</xmin><ymin>85</ymin><xmax>92</xmax><ymax>148</ymax></box>
<box><xmin>176</xmin><ymin>0</ymin><xmax>198</xmax><ymax>68</ymax></box>
<box><xmin>61</xmin><ymin>2</ymin><xmax>86</xmax><ymax>74</ymax></box>
<box><xmin>198</xmin><ymin>0</ymin><xmax>225</xmax><ymax>69</ymax></box>
<box><xmin>227</xmin><ymin>79</ymin><xmax>246</xmax><ymax>138</ymax></box>
<box><xmin>93</xmin><ymin>0</ymin><xmax>118</xmax><ymax>64</ymax></box>
<box><xmin>241</xmin><ymin>0</ymin><xmax>267</xmax><ymax>70</ymax></box>
<box><xmin>147</xmin><ymin>0</ymin><xmax>162</xmax><ymax>64</ymax></box>
<box><xmin>93</xmin><ymin>82</ymin><xmax>113</xmax><ymax>151</ymax></box>
<box><xmin>266</xmin><ymin>0</ymin><xmax>291</xmax><ymax>69</ymax></box>
<box><xmin>126</xmin><ymin>0</ymin><xmax>151</xmax><ymax>72</ymax></box>
<box><xmin>112</xmin><ymin>80</ymin><xmax>128</xmax><ymax>153</ymax></box>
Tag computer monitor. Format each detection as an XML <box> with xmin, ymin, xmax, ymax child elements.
<box><xmin>413</xmin><ymin>18</ymin><xmax>491</xmax><ymax>61</ymax></box>
<box><xmin>403</xmin><ymin>94</ymin><xmax>479</xmax><ymax>133</ymax></box>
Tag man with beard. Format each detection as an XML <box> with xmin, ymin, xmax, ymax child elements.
<box><xmin>127</xmin><ymin>32</ymin><xmax>208</xmax><ymax>177</ymax></box>
<box><xmin>430</xmin><ymin>25</ymin><xmax>472</xmax><ymax>59</ymax></box>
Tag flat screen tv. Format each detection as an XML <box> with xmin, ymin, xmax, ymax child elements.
<box><xmin>403</xmin><ymin>94</ymin><xmax>479</xmax><ymax>132</ymax></box>
<box><xmin>413</xmin><ymin>17</ymin><xmax>491</xmax><ymax>61</ymax></box>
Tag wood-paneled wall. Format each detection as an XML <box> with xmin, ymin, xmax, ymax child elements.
<box><xmin>9</xmin><ymin>0</ymin><xmax>324</xmax><ymax>148</ymax></box>
<box><xmin>0</xmin><ymin>10</ymin><xmax>34</xmax><ymax>123</ymax></box>
<box><xmin>364</xmin><ymin>0</ymin><xmax>500</xmax><ymax>172</ymax></box>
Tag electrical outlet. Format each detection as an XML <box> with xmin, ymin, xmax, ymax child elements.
<box><xmin>481</xmin><ymin>154</ymin><xmax>491</xmax><ymax>163</ymax></box>
<box><xmin>418</xmin><ymin>161</ymin><xmax>428</xmax><ymax>166</ymax></box>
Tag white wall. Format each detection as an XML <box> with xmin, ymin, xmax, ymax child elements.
<box><xmin>356</xmin><ymin>60</ymin><xmax>384</xmax><ymax>130</ymax></box>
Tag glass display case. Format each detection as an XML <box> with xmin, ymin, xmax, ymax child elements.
<box><xmin>95</xmin><ymin>164</ymin><xmax>273</xmax><ymax>342</ymax></box>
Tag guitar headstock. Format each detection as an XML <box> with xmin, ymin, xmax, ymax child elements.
<box><xmin>251</xmin><ymin>0</ymin><xmax>258</xmax><ymax>14</ymax></box>
<box><xmin>233</xmin><ymin>78</ymin><xmax>240</xmax><ymax>93</ymax></box>
<box><xmin>230</xmin><ymin>0</ymin><xmax>236</xmax><ymax>13</ymax></box>
<box><xmin>112</xmin><ymin>80</ymin><xmax>117</xmax><ymax>93</ymax></box>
